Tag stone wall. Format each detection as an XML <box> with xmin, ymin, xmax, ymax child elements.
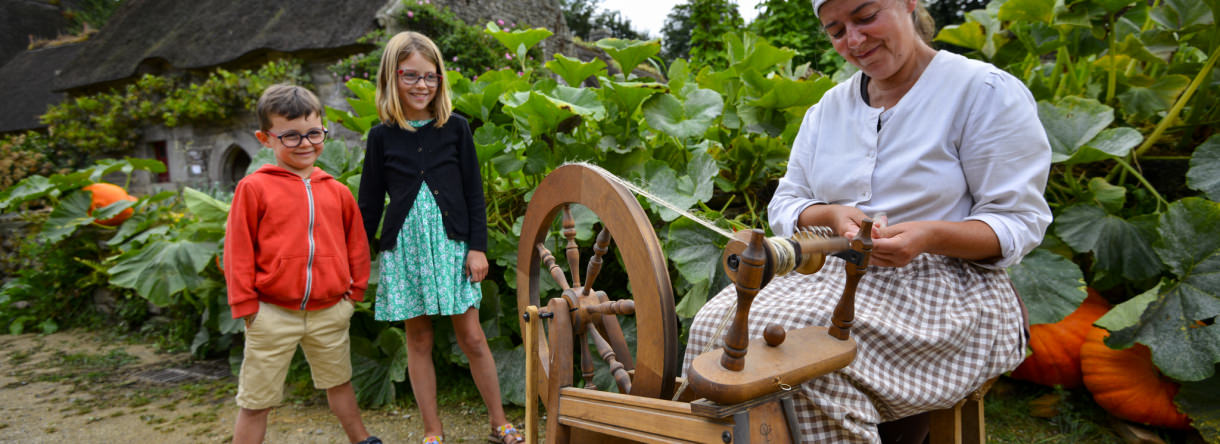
<box><xmin>378</xmin><ymin>0</ymin><xmax>574</xmax><ymax>58</ymax></box>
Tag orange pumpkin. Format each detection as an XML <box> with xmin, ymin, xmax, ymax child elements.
<box><xmin>1010</xmin><ymin>289</ymin><xmax>1110</xmax><ymax>388</ymax></box>
<box><xmin>1081</xmin><ymin>327</ymin><xmax>1191</xmax><ymax>429</ymax></box>
<box><xmin>83</xmin><ymin>182</ymin><xmax>137</xmax><ymax>226</ymax></box>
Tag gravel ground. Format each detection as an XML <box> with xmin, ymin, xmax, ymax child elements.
<box><xmin>0</xmin><ymin>330</ymin><xmax>527</xmax><ymax>443</ymax></box>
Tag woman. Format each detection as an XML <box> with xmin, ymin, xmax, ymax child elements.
<box><xmin>681</xmin><ymin>0</ymin><xmax>1051</xmax><ymax>441</ymax></box>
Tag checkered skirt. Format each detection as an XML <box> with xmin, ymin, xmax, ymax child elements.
<box><xmin>682</xmin><ymin>253</ymin><xmax>1027</xmax><ymax>443</ymax></box>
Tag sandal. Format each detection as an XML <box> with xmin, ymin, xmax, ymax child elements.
<box><xmin>422</xmin><ymin>435</ymin><xmax>444</xmax><ymax>444</ymax></box>
<box><xmin>488</xmin><ymin>423</ymin><xmax>524</xmax><ymax>444</ymax></box>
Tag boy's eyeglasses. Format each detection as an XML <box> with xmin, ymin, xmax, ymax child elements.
<box><xmin>398</xmin><ymin>69</ymin><xmax>442</xmax><ymax>87</ymax></box>
<box><xmin>266</xmin><ymin>129</ymin><xmax>327</xmax><ymax>147</ymax></box>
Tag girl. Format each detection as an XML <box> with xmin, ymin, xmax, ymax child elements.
<box><xmin>358</xmin><ymin>31</ymin><xmax>523</xmax><ymax>444</ymax></box>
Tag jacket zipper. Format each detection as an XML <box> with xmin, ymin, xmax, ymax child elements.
<box><xmin>301</xmin><ymin>178</ymin><xmax>316</xmax><ymax>310</ymax></box>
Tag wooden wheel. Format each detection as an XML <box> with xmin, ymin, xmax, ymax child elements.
<box><xmin>516</xmin><ymin>164</ymin><xmax>680</xmax><ymax>410</ymax></box>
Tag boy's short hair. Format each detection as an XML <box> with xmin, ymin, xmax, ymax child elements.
<box><xmin>257</xmin><ymin>84</ymin><xmax>324</xmax><ymax>131</ymax></box>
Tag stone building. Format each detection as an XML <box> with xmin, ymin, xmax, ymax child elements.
<box><xmin>0</xmin><ymin>0</ymin><xmax>571</xmax><ymax>192</ymax></box>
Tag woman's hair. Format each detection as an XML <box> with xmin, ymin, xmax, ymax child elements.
<box><xmin>375</xmin><ymin>31</ymin><xmax>452</xmax><ymax>130</ymax></box>
<box><xmin>912</xmin><ymin>2</ymin><xmax>936</xmax><ymax>44</ymax></box>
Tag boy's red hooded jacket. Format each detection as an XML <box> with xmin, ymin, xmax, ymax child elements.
<box><xmin>224</xmin><ymin>165</ymin><xmax>370</xmax><ymax>319</ymax></box>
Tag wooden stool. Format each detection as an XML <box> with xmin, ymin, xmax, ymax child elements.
<box><xmin>928</xmin><ymin>377</ymin><xmax>998</xmax><ymax>444</ymax></box>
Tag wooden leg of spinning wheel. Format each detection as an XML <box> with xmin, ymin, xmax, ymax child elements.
<box><xmin>546</xmin><ymin>298</ymin><xmax>573</xmax><ymax>444</ymax></box>
<box><xmin>525</xmin><ymin>306</ymin><xmax>540</xmax><ymax>444</ymax></box>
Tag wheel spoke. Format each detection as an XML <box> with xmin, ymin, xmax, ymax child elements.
<box><xmin>587</xmin><ymin>323</ymin><xmax>633</xmax><ymax>394</ymax></box>
<box><xmin>563</xmin><ymin>205</ymin><xmax>582</xmax><ymax>288</ymax></box>
<box><xmin>581</xmin><ymin>227</ymin><xmax>612</xmax><ymax>297</ymax></box>
<box><xmin>537</xmin><ymin>242</ymin><xmax>572</xmax><ymax>290</ymax></box>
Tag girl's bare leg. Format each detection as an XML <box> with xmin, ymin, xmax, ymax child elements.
<box><xmin>451</xmin><ymin>307</ymin><xmax>510</xmax><ymax>429</ymax></box>
<box><xmin>404</xmin><ymin>316</ymin><xmax>444</xmax><ymax>437</ymax></box>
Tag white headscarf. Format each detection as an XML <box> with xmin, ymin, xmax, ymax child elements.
<box><xmin>813</xmin><ymin>0</ymin><xmax>830</xmax><ymax>17</ymax></box>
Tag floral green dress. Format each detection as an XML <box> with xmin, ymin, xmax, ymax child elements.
<box><xmin>374</xmin><ymin>119</ymin><xmax>482</xmax><ymax>321</ymax></box>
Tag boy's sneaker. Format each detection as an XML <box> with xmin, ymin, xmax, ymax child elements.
<box><xmin>356</xmin><ymin>436</ymin><xmax>382</xmax><ymax>444</ymax></box>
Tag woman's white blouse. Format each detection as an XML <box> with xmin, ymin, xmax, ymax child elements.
<box><xmin>768</xmin><ymin>51</ymin><xmax>1052</xmax><ymax>268</ymax></box>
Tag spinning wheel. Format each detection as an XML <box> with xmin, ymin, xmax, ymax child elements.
<box><xmin>516</xmin><ymin>164</ymin><xmax>875</xmax><ymax>443</ymax></box>
<box><xmin>515</xmin><ymin>164</ymin><xmax>681</xmax><ymax>406</ymax></box>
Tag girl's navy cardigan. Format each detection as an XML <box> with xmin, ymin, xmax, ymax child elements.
<box><xmin>358</xmin><ymin>114</ymin><xmax>487</xmax><ymax>254</ymax></box>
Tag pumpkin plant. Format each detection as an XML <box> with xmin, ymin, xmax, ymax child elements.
<box><xmin>1081</xmin><ymin>327</ymin><xmax>1192</xmax><ymax>430</ymax></box>
<box><xmin>1011</xmin><ymin>289</ymin><xmax>1110</xmax><ymax>388</ymax></box>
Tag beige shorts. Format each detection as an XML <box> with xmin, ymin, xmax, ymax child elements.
<box><xmin>236</xmin><ymin>299</ymin><xmax>355</xmax><ymax>410</ymax></box>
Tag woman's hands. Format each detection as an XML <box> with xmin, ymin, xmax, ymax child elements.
<box><xmin>798</xmin><ymin>205</ymin><xmax>1002</xmax><ymax>267</ymax></box>
<box><xmin>465</xmin><ymin>250</ymin><xmax>489</xmax><ymax>283</ymax></box>
<box><xmin>798</xmin><ymin>204</ymin><xmax>876</xmax><ymax>240</ymax></box>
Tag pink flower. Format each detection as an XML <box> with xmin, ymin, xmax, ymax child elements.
<box><xmin>505</xmin><ymin>53</ymin><xmax>513</xmax><ymax>60</ymax></box>
<box><xmin>455</xmin><ymin>67</ymin><xmax>461</xmax><ymax>71</ymax></box>
<box><xmin>517</xmin><ymin>71</ymin><xmax>523</xmax><ymax>76</ymax></box>
<box><xmin>407</xmin><ymin>10</ymin><xmax>414</xmax><ymax>18</ymax></box>
<box><xmin>452</xmin><ymin>56</ymin><xmax>458</xmax><ymax>62</ymax></box>
<box><xmin>497</xmin><ymin>19</ymin><xmax>505</xmax><ymax>26</ymax></box>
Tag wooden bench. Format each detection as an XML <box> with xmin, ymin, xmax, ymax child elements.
<box><xmin>928</xmin><ymin>377</ymin><xmax>998</xmax><ymax>444</ymax></box>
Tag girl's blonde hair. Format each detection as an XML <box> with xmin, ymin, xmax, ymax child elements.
<box><xmin>375</xmin><ymin>31</ymin><xmax>452</xmax><ymax>130</ymax></box>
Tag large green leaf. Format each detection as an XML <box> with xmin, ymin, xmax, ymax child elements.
<box><xmin>351</xmin><ymin>326</ymin><xmax>408</xmax><ymax>407</ymax></box>
<box><xmin>1149</xmin><ymin>0</ymin><xmax>1216</xmax><ymax>31</ymax></box>
<box><xmin>0</xmin><ymin>175</ymin><xmax>54</xmax><ymax>211</ymax></box>
<box><xmin>642</xmin><ymin>89</ymin><xmax>724</xmax><ymax>139</ymax></box>
<box><xmin>603</xmin><ymin>80</ymin><xmax>667</xmax><ymax>117</ymax></box>
<box><xmin>1007</xmin><ymin>248</ymin><xmax>1087</xmax><ymax>324</ymax></box>
<box><xmin>1116</xmin><ymin>34</ymin><xmax>1167</xmax><ymax>66</ymax></box>
<box><xmin>666</xmin><ymin>218</ymin><xmax>725</xmax><ymax>288</ymax></box>
<box><xmin>474</xmin><ymin>124</ymin><xmax>510</xmax><ymax>163</ymax></box>
<box><xmin>1055</xmin><ymin>204</ymin><xmax>1163</xmax><ymax>281</ymax></box>
<box><xmin>726</xmin><ymin>32</ymin><xmax>797</xmax><ymax>74</ymax></box>
<box><xmin>1095</xmin><ymin>286</ymin><xmax>1158</xmax><ymax>331</ymax></box>
<box><xmin>673</xmin><ymin>278</ymin><xmax>710</xmax><ymax>319</ymax></box>
<box><xmin>39</xmin><ymin>190</ymin><xmax>95</xmax><ymax>243</ymax></box>
<box><xmin>1176</xmin><ymin>369</ymin><xmax>1220</xmax><ymax>441</ymax></box>
<box><xmin>1106</xmin><ymin>198</ymin><xmax>1220</xmax><ymax>381</ymax></box>
<box><xmin>594</xmin><ymin>38</ymin><xmax>661</xmax><ymax>78</ymax></box>
<box><xmin>1088</xmin><ymin>177</ymin><xmax>1127</xmax><ymax>214</ymax></box>
<box><xmin>667</xmin><ymin>58</ymin><xmax>692</xmax><ymax>98</ymax></box>
<box><xmin>549</xmin><ymin>85</ymin><xmax>607</xmax><ymax>120</ymax></box>
<box><xmin>182</xmin><ymin>187</ymin><xmax>230</xmax><ymax>225</ymax></box>
<box><xmin>545</xmin><ymin>54</ymin><xmax>606</xmax><ymax>87</ymax></box>
<box><xmin>455</xmin><ymin>69</ymin><xmax>527</xmax><ymax>122</ymax></box>
<box><xmin>1060</xmin><ymin>127</ymin><xmax>1143</xmax><ymax>165</ymax></box>
<box><xmin>485</xmin><ymin>22</ymin><xmax>553</xmax><ymax>58</ymax></box>
<box><xmin>998</xmin><ymin>0</ymin><xmax>1056</xmax><ymax>24</ymax></box>
<box><xmin>1117</xmin><ymin>74</ymin><xmax>1190</xmax><ymax>121</ymax></box>
<box><xmin>745</xmin><ymin>73</ymin><xmax>834</xmax><ymax>111</ymax></box>
<box><xmin>640</xmin><ymin>152</ymin><xmax>719</xmax><ymax>222</ymax></box>
<box><xmin>491</xmin><ymin>339</ymin><xmax>526</xmax><ymax>405</ymax></box>
<box><xmin>1038</xmin><ymin>97</ymin><xmax>1114</xmax><ymax>162</ymax></box>
<box><xmin>106</xmin><ymin>239</ymin><xmax>216</xmax><ymax>306</ymax></box>
<box><xmin>1187</xmin><ymin>134</ymin><xmax>1220</xmax><ymax>201</ymax></box>
<box><xmin>935</xmin><ymin>22</ymin><xmax>986</xmax><ymax>52</ymax></box>
<box><xmin>502</xmin><ymin>91</ymin><xmax>577</xmax><ymax>137</ymax></box>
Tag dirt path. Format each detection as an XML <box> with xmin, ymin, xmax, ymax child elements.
<box><xmin>0</xmin><ymin>330</ymin><xmax>525</xmax><ymax>443</ymax></box>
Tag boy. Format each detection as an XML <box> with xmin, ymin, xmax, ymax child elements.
<box><xmin>224</xmin><ymin>84</ymin><xmax>380</xmax><ymax>444</ymax></box>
